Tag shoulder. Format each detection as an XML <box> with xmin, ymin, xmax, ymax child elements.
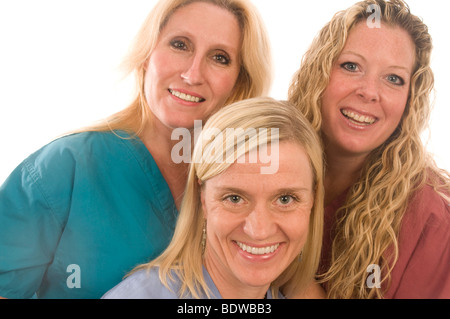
<box><xmin>102</xmin><ymin>268</ymin><xmax>181</xmax><ymax>299</ymax></box>
<box><xmin>18</xmin><ymin>131</ymin><xmax>123</xmax><ymax>170</ymax></box>
<box><xmin>0</xmin><ymin>131</ymin><xmax>142</xmax><ymax>219</ymax></box>
<box><xmin>406</xmin><ymin>182</ymin><xmax>450</xmax><ymax>226</ymax></box>
<box><xmin>387</xmin><ymin>182</ymin><xmax>450</xmax><ymax>298</ymax></box>
<box><xmin>266</xmin><ymin>289</ymin><xmax>286</xmax><ymax>299</ymax></box>
<box><xmin>23</xmin><ymin>131</ymin><xmax>127</xmax><ymax>184</ymax></box>
<box><xmin>399</xmin><ymin>182</ymin><xmax>449</xmax><ymax>253</ymax></box>
<box><xmin>21</xmin><ymin>130</ymin><xmax>145</xmax><ymax>184</ymax></box>
<box><xmin>39</xmin><ymin>130</ymin><xmax>136</xmax><ymax>159</ymax></box>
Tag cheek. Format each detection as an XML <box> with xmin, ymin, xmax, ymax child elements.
<box><xmin>386</xmin><ymin>95</ymin><xmax>408</xmax><ymax>120</ymax></box>
<box><xmin>322</xmin><ymin>72</ymin><xmax>351</xmax><ymax>106</ymax></box>
<box><xmin>203</xmin><ymin>196</ymin><xmax>236</xmax><ymax>235</ymax></box>
<box><xmin>284</xmin><ymin>213</ymin><xmax>311</xmax><ymax>247</ymax></box>
<box><xmin>320</xmin><ymin>89</ymin><xmax>339</xmax><ymax>136</ymax></box>
<box><xmin>209</xmin><ymin>69</ymin><xmax>240</xmax><ymax>101</ymax></box>
<box><xmin>379</xmin><ymin>91</ymin><xmax>409</xmax><ymax>135</ymax></box>
<box><xmin>144</xmin><ymin>59</ymin><xmax>164</xmax><ymax>100</ymax></box>
<box><xmin>206</xmin><ymin>211</ymin><xmax>241</xmax><ymax>245</ymax></box>
<box><xmin>146</xmin><ymin>51</ymin><xmax>178</xmax><ymax>86</ymax></box>
<box><xmin>321</xmin><ymin>84</ymin><xmax>342</xmax><ymax>126</ymax></box>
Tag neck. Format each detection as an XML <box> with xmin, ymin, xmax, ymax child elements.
<box><xmin>323</xmin><ymin>147</ymin><xmax>367</xmax><ymax>206</ymax></box>
<box><xmin>140</xmin><ymin>120</ymin><xmax>191</xmax><ymax>210</ymax></box>
<box><xmin>204</xmin><ymin>258</ymin><xmax>269</xmax><ymax>299</ymax></box>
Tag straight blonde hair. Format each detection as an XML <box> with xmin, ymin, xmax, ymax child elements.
<box><xmin>76</xmin><ymin>0</ymin><xmax>272</xmax><ymax>137</ymax></box>
<box><xmin>132</xmin><ymin>97</ymin><xmax>324</xmax><ymax>299</ymax></box>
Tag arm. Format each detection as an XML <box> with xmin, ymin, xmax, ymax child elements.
<box><xmin>386</xmin><ymin>187</ymin><xmax>450</xmax><ymax>298</ymax></box>
<box><xmin>0</xmin><ymin>151</ymin><xmax>70</xmax><ymax>298</ymax></box>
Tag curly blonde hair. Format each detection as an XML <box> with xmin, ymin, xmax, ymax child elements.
<box><xmin>288</xmin><ymin>0</ymin><xmax>450</xmax><ymax>298</ymax></box>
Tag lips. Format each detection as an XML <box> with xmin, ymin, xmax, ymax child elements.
<box><xmin>340</xmin><ymin>108</ymin><xmax>377</xmax><ymax>125</ymax></box>
<box><xmin>235</xmin><ymin>241</ymin><xmax>280</xmax><ymax>256</ymax></box>
<box><xmin>169</xmin><ymin>89</ymin><xmax>205</xmax><ymax>103</ymax></box>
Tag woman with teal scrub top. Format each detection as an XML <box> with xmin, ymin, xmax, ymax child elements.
<box><xmin>0</xmin><ymin>0</ymin><xmax>272</xmax><ymax>299</ymax></box>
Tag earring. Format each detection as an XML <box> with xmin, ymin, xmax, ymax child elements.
<box><xmin>298</xmin><ymin>251</ymin><xmax>303</xmax><ymax>263</ymax></box>
<box><xmin>201</xmin><ymin>220</ymin><xmax>207</xmax><ymax>255</ymax></box>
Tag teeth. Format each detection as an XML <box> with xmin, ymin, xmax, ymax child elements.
<box><xmin>169</xmin><ymin>89</ymin><xmax>203</xmax><ymax>103</ymax></box>
<box><xmin>236</xmin><ymin>241</ymin><xmax>280</xmax><ymax>255</ymax></box>
<box><xmin>341</xmin><ymin>109</ymin><xmax>376</xmax><ymax>124</ymax></box>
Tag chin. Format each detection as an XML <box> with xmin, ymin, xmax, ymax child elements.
<box><xmin>237</xmin><ymin>272</ymin><xmax>277</xmax><ymax>288</ymax></box>
<box><xmin>164</xmin><ymin>118</ymin><xmax>200</xmax><ymax>130</ymax></box>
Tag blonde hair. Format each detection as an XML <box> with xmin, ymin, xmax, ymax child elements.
<box><xmin>132</xmin><ymin>97</ymin><xmax>324</xmax><ymax>299</ymax></box>
<box><xmin>79</xmin><ymin>0</ymin><xmax>272</xmax><ymax>136</ymax></box>
<box><xmin>288</xmin><ymin>0</ymin><xmax>450</xmax><ymax>298</ymax></box>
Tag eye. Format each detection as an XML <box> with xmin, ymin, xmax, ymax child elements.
<box><xmin>386</xmin><ymin>74</ymin><xmax>405</xmax><ymax>86</ymax></box>
<box><xmin>341</xmin><ymin>62</ymin><xmax>359</xmax><ymax>72</ymax></box>
<box><xmin>224</xmin><ymin>195</ymin><xmax>243</xmax><ymax>205</ymax></box>
<box><xmin>212</xmin><ymin>53</ymin><xmax>231</xmax><ymax>66</ymax></box>
<box><xmin>276</xmin><ymin>195</ymin><xmax>296</xmax><ymax>206</ymax></box>
<box><xmin>170</xmin><ymin>39</ymin><xmax>189</xmax><ymax>51</ymax></box>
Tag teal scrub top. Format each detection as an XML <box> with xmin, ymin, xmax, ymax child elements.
<box><xmin>0</xmin><ymin>131</ymin><xmax>178</xmax><ymax>299</ymax></box>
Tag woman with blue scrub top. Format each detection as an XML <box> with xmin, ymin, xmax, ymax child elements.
<box><xmin>103</xmin><ymin>98</ymin><xmax>326</xmax><ymax>299</ymax></box>
<box><xmin>0</xmin><ymin>0</ymin><xmax>272</xmax><ymax>299</ymax></box>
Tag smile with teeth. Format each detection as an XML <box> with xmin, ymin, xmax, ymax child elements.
<box><xmin>341</xmin><ymin>109</ymin><xmax>376</xmax><ymax>125</ymax></box>
<box><xmin>236</xmin><ymin>241</ymin><xmax>280</xmax><ymax>255</ymax></box>
<box><xmin>169</xmin><ymin>89</ymin><xmax>204</xmax><ymax>103</ymax></box>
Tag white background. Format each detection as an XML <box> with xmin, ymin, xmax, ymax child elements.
<box><xmin>0</xmin><ymin>0</ymin><xmax>448</xmax><ymax>184</ymax></box>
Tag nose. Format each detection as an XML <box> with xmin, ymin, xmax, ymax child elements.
<box><xmin>243</xmin><ymin>204</ymin><xmax>277</xmax><ymax>241</ymax></box>
<box><xmin>355</xmin><ymin>75</ymin><xmax>380</xmax><ymax>103</ymax></box>
<box><xmin>181</xmin><ymin>55</ymin><xmax>205</xmax><ymax>86</ymax></box>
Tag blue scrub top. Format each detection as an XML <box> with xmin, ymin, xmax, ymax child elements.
<box><xmin>0</xmin><ymin>131</ymin><xmax>178</xmax><ymax>298</ymax></box>
<box><xmin>102</xmin><ymin>266</ymin><xmax>284</xmax><ymax>299</ymax></box>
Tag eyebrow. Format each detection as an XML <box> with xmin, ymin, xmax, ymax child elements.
<box><xmin>340</xmin><ymin>50</ymin><xmax>412</xmax><ymax>74</ymax></box>
<box><xmin>164</xmin><ymin>29</ymin><xmax>239</xmax><ymax>56</ymax></box>
<box><xmin>215</xmin><ymin>186</ymin><xmax>312</xmax><ymax>196</ymax></box>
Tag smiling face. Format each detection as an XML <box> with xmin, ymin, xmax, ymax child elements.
<box><xmin>200</xmin><ymin>141</ymin><xmax>314</xmax><ymax>298</ymax></box>
<box><xmin>320</xmin><ymin>22</ymin><xmax>416</xmax><ymax>159</ymax></box>
<box><xmin>144</xmin><ymin>1</ymin><xmax>242</xmax><ymax>131</ymax></box>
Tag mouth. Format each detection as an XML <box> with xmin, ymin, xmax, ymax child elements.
<box><xmin>341</xmin><ymin>109</ymin><xmax>377</xmax><ymax>125</ymax></box>
<box><xmin>235</xmin><ymin>241</ymin><xmax>280</xmax><ymax>256</ymax></box>
<box><xmin>169</xmin><ymin>89</ymin><xmax>205</xmax><ymax>103</ymax></box>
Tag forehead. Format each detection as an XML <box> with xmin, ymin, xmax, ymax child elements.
<box><xmin>343</xmin><ymin>22</ymin><xmax>416</xmax><ymax>70</ymax></box>
<box><xmin>163</xmin><ymin>1</ymin><xmax>240</xmax><ymax>33</ymax></box>
<box><xmin>205</xmin><ymin>142</ymin><xmax>314</xmax><ymax>190</ymax></box>
<box><xmin>169</xmin><ymin>1</ymin><xmax>244</xmax><ymax>28</ymax></box>
<box><xmin>160</xmin><ymin>1</ymin><xmax>242</xmax><ymax>51</ymax></box>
